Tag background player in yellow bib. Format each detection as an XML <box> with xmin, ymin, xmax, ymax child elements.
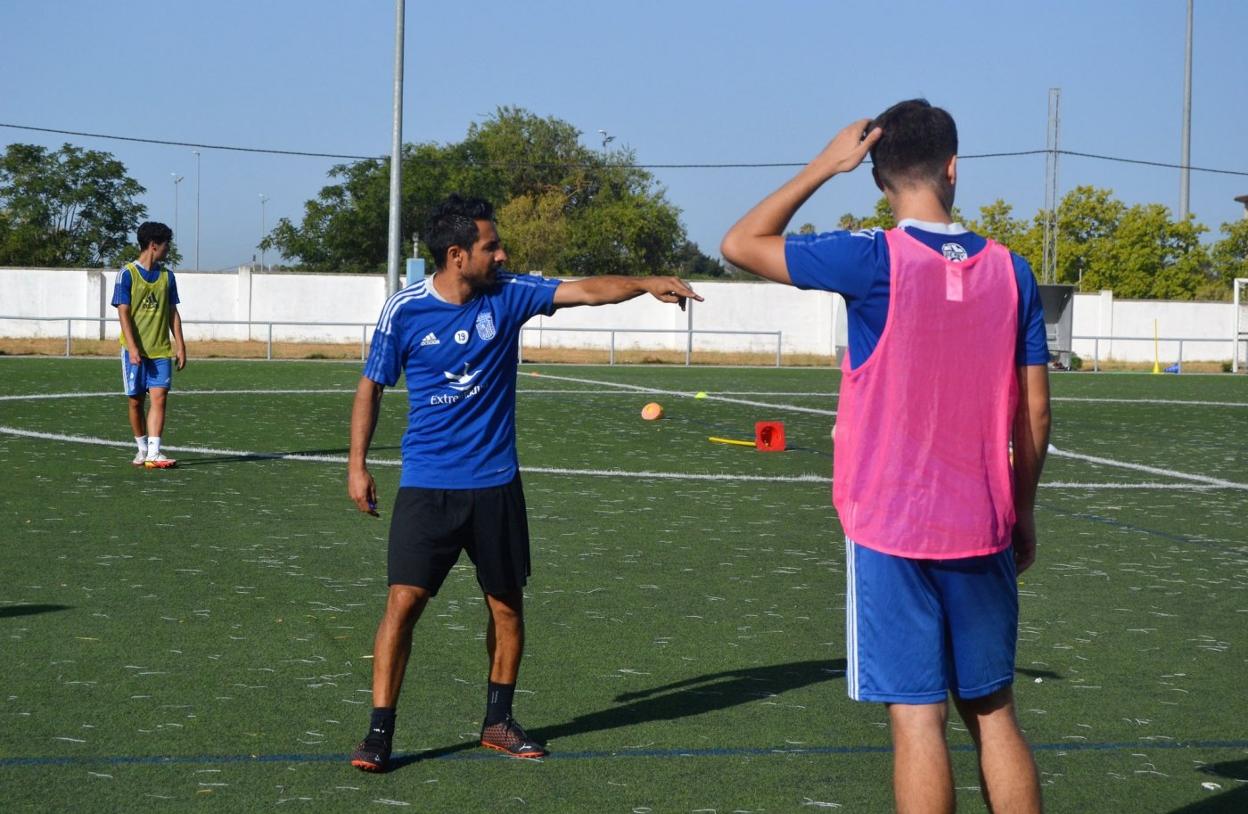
<box><xmin>112</xmin><ymin>221</ymin><xmax>187</xmax><ymax>468</ymax></box>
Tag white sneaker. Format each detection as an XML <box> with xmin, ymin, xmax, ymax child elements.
<box><xmin>144</xmin><ymin>453</ymin><xmax>177</xmax><ymax>469</ymax></box>
<box><xmin>132</xmin><ymin>450</ymin><xmax>147</xmax><ymax>466</ymax></box>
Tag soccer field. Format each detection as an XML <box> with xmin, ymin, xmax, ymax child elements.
<box><xmin>1</xmin><ymin>358</ymin><xmax>1246</xmax><ymax>813</ymax></box>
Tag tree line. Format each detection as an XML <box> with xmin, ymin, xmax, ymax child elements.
<box><xmin>3</xmin><ymin>107</ymin><xmax>1245</xmax><ymax>298</ymax></box>
<box><xmin>262</xmin><ymin>106</ymin><xmax>724</xmax><ymax>279</ymax></box>
<box><xmin>821</xmin><ymin>189</ymin><xmax>1246</xmax><ymax>300</ymax></box>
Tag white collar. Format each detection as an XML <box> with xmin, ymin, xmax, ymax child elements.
<box><xmin>898</xmin><ymin>218</ymin><xmax>968</xmax><ymax>235</ymax></box>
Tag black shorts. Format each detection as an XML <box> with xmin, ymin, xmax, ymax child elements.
<box><xmin>388</xmin><ymin>474</ymin><xmax>531</xmax><ymax>596</ymax></box>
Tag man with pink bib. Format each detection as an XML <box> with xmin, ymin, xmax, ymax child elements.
<box><xmin>722</xmin><ymin>100</ymin><xmax>1051</xmax><ymax>814</ymax></box>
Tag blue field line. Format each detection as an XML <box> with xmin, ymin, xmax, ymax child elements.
<box><xmin>1044</xmin><ymin>505</ymin><xmax>1245</xmax><ymax>555</ymax></box>
<box><xmin>3</xmin><ymin>739</ymin><xmax>1246</xmax><ymax>770</ymax></box>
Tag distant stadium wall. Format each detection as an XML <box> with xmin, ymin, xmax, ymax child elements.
<box><xmin>0</xmin><ymin>266</ymin><xmax>1237</xmax><ymax>362</ymax></box>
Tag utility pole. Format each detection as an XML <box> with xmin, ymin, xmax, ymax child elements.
<box><xmin>1179</xmin><ymin>0</ymin><xmax>1194</xmax><ymax>219</ymax></box>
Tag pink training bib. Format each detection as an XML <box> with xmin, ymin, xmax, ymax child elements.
<box><xmin>833</xmin><ymin>228</ymin><xmax>1019</xmax><ymax>559</ymax></box>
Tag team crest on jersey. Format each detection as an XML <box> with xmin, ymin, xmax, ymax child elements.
<box><xmin>941</xmin><ymin>242</ymin><xmax>968</xmax><ymax>262</ymax></box>
<box><xmin>475</xmin><ymin>311</ymin><xmax>496</xmax><ymax>341</ymax></box>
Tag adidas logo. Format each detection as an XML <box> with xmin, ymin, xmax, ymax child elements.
<box><xmin>420</xmin><ymin>332</ymin><xmax>440</xmax><ymax>347</ymax></box>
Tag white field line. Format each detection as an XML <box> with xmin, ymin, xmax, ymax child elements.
<box><xmin>3</xmin><ymin>388</ymin><xmax>1244</xmax><ymax>410</ymax></box>
<box><xmin>1047</xmin><ymin>447</ymin><xmax>1248</xmax><ymax>491</ymax></box>
<box><xmin>518</xmin><ymin>371</ymin><xmax>838</xmax><ymax>416</ymax></box>
<box><xmin>0</xmin><ymin>426</ymin><xmax>1236</xmax><ymax>490</ymax></box>
<box><xmin>1052</xmin><ymin>396</ymin><xmax>1248</xmax><ymax>408</ymax></box>
<box><xmin>0</xmin><ymin>389</ymin><xmax>351</xmax><ymax>402</ymax></box>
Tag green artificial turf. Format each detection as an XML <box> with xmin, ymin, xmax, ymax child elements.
<box><xmin>1</xmin><ymin>359</ymin><xmax>1245</xmax><ymax>812</ymax></box>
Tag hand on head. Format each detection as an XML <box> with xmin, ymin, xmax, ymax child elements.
<box><xmin>812</xmin><ymin>118</ymin><xmax>884</xmax><ymax>177</ymax></box>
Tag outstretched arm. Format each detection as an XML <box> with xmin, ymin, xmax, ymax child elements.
<box><xmin>721</xmin><ymin>119</ymin><xmax>882</xmax><ymax>284</ymax></box>
<box><xmin>1011</xmin><ymin>364</ymin><xmax>1051</xmax><ymax>574</ymax></box>
<box><xmin>553</xmin><ymin>275</ymin><xmax>703</xmax><ymax>310</ymax></box>
<box><xmin>348</xmin><ymin>376</ymin><xmax>385</xmax><ymax>516</ymax></box>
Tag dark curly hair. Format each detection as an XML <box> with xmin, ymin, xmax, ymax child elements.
<box><xmin>868</xmin><ymin>99</ymin><xmax>958</xmax><ymax>200</ymax></box>
<box><xmin>425</xmin><ymin>194</ymin><xmax>495</xmax><ymax>269</ymax></box>
<box><xmin>136</xmin><ymin>221</ymin><xmax>173</xmax><ymax>250</ymax></box>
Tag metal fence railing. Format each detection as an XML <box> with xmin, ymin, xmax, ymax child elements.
<box><xmin>0</xmin><ymin>315</ymin><xmax>376</xmax><ymax>361</ymax></box>
<box><xmin>519</xmin><ymin>326</ymin><xmax>783</xmax><ymax>367</ymax></box>
<box><xmin>1067</xmin><ymin>335</ymin><xmax>1237</xmax><ymax>372</ymax></box>
<box><xmin>0</xmin><ymin>315</ymin><xmax>785</xmax><ymax>367</ymax></box>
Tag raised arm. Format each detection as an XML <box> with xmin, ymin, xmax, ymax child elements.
<box><xmin>1011</xmin><ymin>364</ymin><xmax>1051</xmax><ymax>574</ymax></box>
<box><xmin>348</xmin><ymin>376</ymin><xmax>385</xmax><ymax>516</ymax></box>
<box><xmin>720</xmin><ymin>119</ymin><xmax>882</xmax><ymax>284</ymax></box>
<box><xmin>552</xmin><ymin>275</ymin><xmax>703</xmax><ymax>310</ymax></box>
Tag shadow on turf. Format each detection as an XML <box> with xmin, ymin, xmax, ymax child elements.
<box><xmin>1168</xmin><ymin>759</ymin><xmax>1248</xmax><ymax>813</ymax></box>
<box><xmin>174</xmin><ymin>445</ymin><xmax>400</xmax><ymax>467</ymax></box>
<box><xmin>389</xmin><ymin>659</ymin><xmax>845</xmax><ymax>770</ymax></box>
<box><xmin>0</xmin><ymin>603</ymin><xmax>71</xmax><ymax>618</ymax></box>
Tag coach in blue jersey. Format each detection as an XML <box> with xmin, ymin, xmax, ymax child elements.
<box><xmin>347</xmin><ymin>194</ymin><xmax>702</xmax><ymax>772</ymax></box>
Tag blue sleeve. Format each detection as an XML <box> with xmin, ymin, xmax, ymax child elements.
<box><xmin>783</xmin><ymin>229</ymin><xmax>886</xmax><ymax>301</ymax></box>
<box><xmin>1012</xmin><ymin>253</ymin><xmax>1049</xmax><ymax>365</ymax></box>
<box><xmin>501</xmin><ymin>272</ymin><xmax>560</xmax><ymax>320</ymax></box>
<box><xmin>110</xmin><ymin>267</ymin><xmax>132</xmax><ymax>308</ymax></box>
<box><xmin>363</xmin><ymin>300</ymin><xmax>405</xmax><ymax>387</ymax></box>
<box><xmin>167</xmin><ymin>269</ymin><xmax>180</xmax><ymax>306</ymax></box>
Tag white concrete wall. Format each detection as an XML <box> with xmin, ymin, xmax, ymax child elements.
<box><xmin>0</xmin><ymin>265</ymin><xmax>1236</xmax><ymax>362</ymax></box>
<box><xmin>1071</xmin><ymin>292</ymin><xmax>1235</xmax><ymax>362</ymax></box>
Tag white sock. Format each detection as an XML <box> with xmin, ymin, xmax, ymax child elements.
<box><xmin>136</xmin><ymin>435</ymin><xmax>148</xmax><ymax>454</ymax></box>
<box><xmin>147</xmin><ymin>437</ymin><xmax>162</xmax><ymax>458</ymax></box>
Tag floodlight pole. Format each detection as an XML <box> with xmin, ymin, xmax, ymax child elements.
<box><xmin>1179</xmin><ymin>0</ymin><xmax>1193</xmax><ymax>220</ymax></box>
<box><xmin>386</xmin><ymin>0</ymin><xmax>405</xmax><ymax>297</ymax></box>
<box><xmin>259</xmin><ymin>193</ymin><xmax>269</xmax><ymax>273</ymax></box>
<box><xmin>171</xmin><ymin>173</ymin><xmax>183</xmax><ymax>259</ymax></box>
<box><xmin>192</xmin><ymin>150</ymin><xmax>201</xmax><ymax>272</ymax></box>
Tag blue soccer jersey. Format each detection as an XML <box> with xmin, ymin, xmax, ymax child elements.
<box><xmin>111</xmin><ymin>262</ymin><xmax>180</xmax><ymax>308</ymax></box>
<box><xmin>363</xmin><ymin>272</ymin><xmax>561</xmax><ymax>489</ymax></box>
<box><xmin>785</xmin><ymin>219</ymin><xmax>1048</xmax><ymax>369</ymax></box>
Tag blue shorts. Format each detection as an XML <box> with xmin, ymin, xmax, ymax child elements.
<box><xmin>846</xmin><ymin>538</ymin><xmax>1018</xmax><ymax>704</ymax></box>
<box><xmin>121</xmin><ymin>350</ymin><xmax>173</xmax><ymax>397</ymax></box>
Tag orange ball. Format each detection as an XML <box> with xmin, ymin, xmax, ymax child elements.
<box><xmin>641</xmin><ymin>402</ymin><xmax>664</xmax><ymax>421</ymax></box>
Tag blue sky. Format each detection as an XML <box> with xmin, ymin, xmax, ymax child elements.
<box><xmin>2</xmin><ymin>0</ymin><xmax>1246</xmax><ymax>271</ymax></box>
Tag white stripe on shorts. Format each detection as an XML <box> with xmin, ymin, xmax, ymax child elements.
<box><xmin>845</xmin><ymin>536</ymin><xmax>860</xmax><ymax>700</ymax></box>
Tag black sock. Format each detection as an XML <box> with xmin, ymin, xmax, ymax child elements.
<box><xmin>369</xmin><ymin>707</ymin><xmax>396</xmax><ymax>740</ymax></box>
<box><xmin>485</xmin><ymin>682</ymin><xmax>515</xmax><ymax>725</ymax></box>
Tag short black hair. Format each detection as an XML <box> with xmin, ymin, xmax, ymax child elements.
<box><xmin>425</xmin><ymin>194</ymin><xmax>494</xmax><ymax>269</ymax></box>
<box><xmin>868</xmin><ymin>99</ymin><xmax>958</xmax><ymax>194</ymax></box>
<box><xmin>137</xmin><ymin>221</ymin><xmax>173</xmax><ymax>250</ymax></box>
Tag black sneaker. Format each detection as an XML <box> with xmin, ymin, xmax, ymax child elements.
<box><xmin>480</xmin><ymin>715</ymin><xmax>546</xmax><ymax>759</ymax></box>
<box><xmin>350</xmin><ymin>732</ymin><xmax>392</xmax><ymax>772</ymax></box>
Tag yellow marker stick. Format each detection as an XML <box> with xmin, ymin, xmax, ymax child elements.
<box><xmin>708</xmin><ymin>436</ymin><xmax>755</xmax><ymax>447</ymax></box>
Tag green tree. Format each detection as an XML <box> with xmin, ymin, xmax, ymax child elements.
<box><xmin>496</xmin><ymin>189</ymin><xmax>569</xmax><ymax>272</ymax></box>
<box><xmin>1050</xmin><ymin>186</ymin><xmax>1125</xmax><ymax>288</ymax></box>
<box><xmin>266</xmin><ymin>107</ymin><xmax>700</xmax><ymax>277</ymax></box>
<box><xmin>1087</xmin><ymin>205</ymin><xmax>1208</xmax><ymax>298</ymax></box>
<box><xmin>672</xmin><ymin>240</ymin><xmax>725</xmax><ymax>278</ymax></box>
<box><xmin>0</xmin><ymin>143</ymin><xmax>147</xmax><ymax>266</ymax></box>
<box><xmin>1208</xmin><ymin>218</ymin><xmax>1248</xmax><ymax>300</ymax></box>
